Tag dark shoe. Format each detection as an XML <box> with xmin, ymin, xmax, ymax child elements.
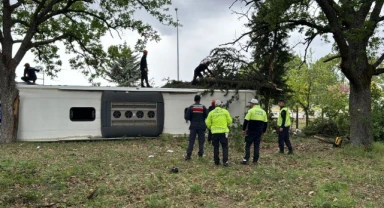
<box><xmin>198</xmin><ymin>154</ymin><xmax>203</xmax><ymax>158</ymax></box>
<box><xmin>240</xmin><ymin>159</ymin><xmax>249</xmax><ymax>165</ymax></box>
<box><xmin>215</xmin><ymin>162</ymin><xmax>220</xmax><ymax>166</ymax></box>
<box><xmin>279</xmin><ymin>151</ymin><xmax>284</xmax><ymax>154</ymax></box>
<box><xmin>223</xmin><ymin>162</ymin><xmax>229</xmax><ymax>167</ymax></box>
<box><xmin>185</xmin><ymin>154</ymin><xmax>191</xmax><ymax>161</ymax></box>
<box><xmin>288</xmin><ymin>150</ymin><xmax>293</xmax><ymax>155</ymax></box>
<box><xmin>141</xmin><ymin>85</ymin><xmax>145</xmax><ymax>88</ymax></box>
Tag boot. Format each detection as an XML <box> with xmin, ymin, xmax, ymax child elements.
<box><xmin>288</xmin><ymin>149</ymin><xmax>293</xmax><ymax>155</ymax></box>
<box><xmin>185</xmin><ymin>153</ymin><xmax>191</xmax><ymax>161</ymax></box>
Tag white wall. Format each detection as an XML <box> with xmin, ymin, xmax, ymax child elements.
<box><xmin>18</xmin><ymin>88</ymin><xmax>102</xmax><ymax>141</ymax></box>
<box><xmin>16</xmin><ymin>86</ymin><xmax>256</xmax><ymax>141</ymax></box>
<box><xmin>162</xmin><ymin>91</ymin><xmax>255</xmax><ymax>135</ymax></box>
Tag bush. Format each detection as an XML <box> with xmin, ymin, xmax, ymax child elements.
<box><xmin>372</xmin><ymin>102</ymin><xmax>384</xmax><ymax>142</ymax></box>
<box><xmin>303</xmin><ymin>114</ymin><xmax>349</xmax><ymax>137</ymax></box>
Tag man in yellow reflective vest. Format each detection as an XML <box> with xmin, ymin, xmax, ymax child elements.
<box><xmin>277</xmin><ymin>99</ymin><xmax>293</xmax><ymax>154</ymax></box>
<box><xmin>205</xmin><ymin>100</ymin><xmax>233</xmax><ymax>166</ymax></box>
<box><xmin>240</xmin><ymin>98</ymin><xmax>268</xmax><ymax>165</ymax></box>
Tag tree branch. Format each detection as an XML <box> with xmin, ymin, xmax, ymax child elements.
<box><xmin>0</xmin><ymin>29</ymin><xmax>3</xmax><ymax>44</ymax></box>
<box><xmin>315</xmin><ymin>0</ymin><xmax>349</xmax><ymax>59</ymax></box>
<box><xmin>369</xmin><ymin>1</ymin><xmax>384</xmax><ymax>23</ymax></box>
<box><xmin>30</xmin><ymin>34</ymin><xmax>69</xmax><ymax>48</ymax></box>
<box><xmin>323</xmin><ymin>54</ymin><xmax>341</xmax><ymax>63</ymax></box>
<box><xmin>219</xmin><ymin>31</ymin><xmax>253</xmax><ymax>46</ymax></box>
<box><xmin>10</xmin><ymin>0</ymin><xmax>25</xmax><ymax>10</ymax></box>
<box><xmin>12</xmin><ymin>19</ymin><xmax>30</xmax><ymax>27</ymax></box>
<box><xmin>357</xmin><ymin>1</ymin><xmax>374</xmax><ymax>25</ymax></box>
<box><xmin>284</xmin><ymin>20</ymin><xmax>331</xmax><ymax>33</ymax></box>
<box><xmin>373</xmin><ymin>53</ymin><xmax>384</xmax><ymax>68</ymax></box>
<box><xmin>373</xmin><ymin>68</ymin><xmax>384</xmax><ymax>76</ymax></box>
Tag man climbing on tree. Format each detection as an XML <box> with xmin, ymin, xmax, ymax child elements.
<box><xmin>191</xmin><ymin>61</ymin><xmax>214</xmax><ymax>85</ymax></box>
<box><xmin>21</xmin><ymin>63</ymin><xmax>40</xmax><ymax>84</ymax></box>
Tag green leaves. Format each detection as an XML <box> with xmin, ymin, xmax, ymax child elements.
<box><xmin>1</xmin><ymin>0</ymin><xmax>176</xmax><ymax>83</ymax></box>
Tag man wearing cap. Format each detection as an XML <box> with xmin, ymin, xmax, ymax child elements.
<box><xmin>241</xmin><ymin>98</ymin><xmax>268</xmax><ymax>165</ymax></box>
<box><xmin>184</xmin><ymin>94</ymin><xmax>208</xmax><ymax>160</ymax></box>
<box><xmin>140</xmin><ymin>50</ymin><xmax>151</xmax><ymax>87</ymax></box>
<box><xmin>206</xmin><ymin>100</ymin><xmax>232</xmax><ymax>166</ymax></box>
<box><xmin>277</xmin><ymin>99</ymin><xmax>293</xmax><ymax>154</ymax></box>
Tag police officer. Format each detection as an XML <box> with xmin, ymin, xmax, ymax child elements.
<box><xmin>240</xmin><ymin>98</ymin><xmax>268</xmax><ymax>165</ymax></box>
<box><xmin>277</xmin><ymin>99</ymin><xmax>293</xmax><ymax>154</ymax></box>
<box><xmin>184</xmin><ymin>94</ymin><xmax>208</xmax><ymax>160</ymax></box>
<box><xmin>206</xmin><ymin>100</ymin><xmax>233</xmax><ymax>166</ymax></box>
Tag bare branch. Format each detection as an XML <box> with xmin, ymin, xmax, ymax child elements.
<box><xmin>219</xmin><ymin>31</ymin><xmax>253</xmax><ymax>47</ymax></box>
<box><xmin>373</xmin><ymin>53</ymin><xmax>384</xmax><ymax>68</ymax></box>
<box><xmin>323</xmin><ymin>55</ymin><xmax>341</xmax><ymax>63</ymax></box>
<box><xmin>373</xmin><ymin>68</ymin><xmax>384</xmax><ymax>76</ymax></box>
<box><xmin>229</xmin><ymin>0</ymin><xmax>239</xmax><ymax>9</ymax></box>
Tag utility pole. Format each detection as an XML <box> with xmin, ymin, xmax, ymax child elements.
<box><xmin>175</xmin><ymin>8</ymin><xmax>180</xmax><ymax>81</ymax></box>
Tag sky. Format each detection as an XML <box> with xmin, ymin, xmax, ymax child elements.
<box><xmin>15</xmin><ymin>0</ymin><xmax>334</xmax><ymax>87</ymax></box>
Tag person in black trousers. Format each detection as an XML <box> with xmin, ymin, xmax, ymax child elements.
<box><xmin>184</xmin><ymin>94</ymin><xmax>208</xmax><ymax>160</ymax></box>
<box><xmin>277</xmin><ymin>99</ymin><xmax>293</xmax><ymax>154</ymax></box>
<box><xmin>207</xmin><ymin>100</ymin><xmax>216</xmax><ymax>144</ymax></box>
<box><xmin>140</xmin><ymin>50</ymin><xmax>151</xmax><ymax>87</ymax></box>
<box><xmin>240</xmin><ymin>98</ymin><xmax>268</xmax><ymax>165</ymax></box>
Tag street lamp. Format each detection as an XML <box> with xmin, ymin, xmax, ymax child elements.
<box><xmin>175</xmin><ymin>8</ymin><xmax>179</xmax><ymax>81</ymax></box>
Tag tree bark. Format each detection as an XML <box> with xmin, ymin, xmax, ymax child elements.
<box><xmin>296</xmin><ymin>105</ymin><xmax>299</xmax><ymax>129</ymax></box>
<box><xmin>0</xmin><ymin>63</ymin><xmax>19</xmax><ymax>143</ymax></box>
<box><xmin>348</xmin><ymin>76</ymin><xmax>373</xmax><ymax>147</ymax></box>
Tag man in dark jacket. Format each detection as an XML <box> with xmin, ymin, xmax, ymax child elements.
<box><xmin>184</xmin><ymin>94</ymin><xmax>208</xmax><ymax>160</ymax></box>
<box><xmin>191</xmin><ymin>62</ymin><xmax>213</xmax><ymax>85</ymax></box>
<box><xmin>140</xmin><ymin>50</ymin><xmax>151</xmax><ymax>87</ymax></box>
<box><xmin>207</xmin><ymin>100</ymin><xmax>216</xmax><ymax>144</ymax></box>
<box><xmin>21</xmin><ymin>63</ymin><xmax>40</xmax><ymax>84</ymax></box>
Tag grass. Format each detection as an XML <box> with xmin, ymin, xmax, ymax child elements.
<box><xmin>0</xmin><ymin>134</ymin><xmax>384</xmax><ymax>207</ymax></box>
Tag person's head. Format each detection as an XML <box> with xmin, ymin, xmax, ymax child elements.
<box><xmin>215</xmin><ymin>100</ymin><xmax>222</xmax><ymax>107</ymax></box>
<box><xmin>143</xmin><ymin>50</ymin><xmax>148</xmax><ymax>55</ymax></box>
<box><xmin>24</xmin><ymin>63</ymin><xmax>30</xmax><ymax>67</ymax></box>
<box><xmin>278</xmin><ymin>99</ymin><xmax>285</xmax><ymax>107</ymax></box>
<box><xmin>194</xmin><ymin>94</ymin><xmax>201</xmax><ymax>103</ymax></box>
<box><xmin>248</xmin><ymin>98</ymin><xmax>259</xmax><ymax>107</ymax></box>
<box><xmin>211</xmin><ymin>99</ymin><xmax>216</xmax><ymax>106</ymax></box>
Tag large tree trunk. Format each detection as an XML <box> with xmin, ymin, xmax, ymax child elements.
<box><xmin>349</xmin><ymin>81</ymin><xmax>372</xmax><ymax>147</ymax></box>
<box><xmin>0</xmin><ymin>64</ymin><xmax>20</xmax><ymax>143</ymax></box>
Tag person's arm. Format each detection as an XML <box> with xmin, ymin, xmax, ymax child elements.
<box><xmin>24</xmin><ymin>68</ymin><xmax>27</xmax><ymax>77</ymax></box>
<box><xmin>206</xmin><ymin>112</ymin><xmax>212</xmax><ymax>130</ymax></box>
<box><xmin>263</xmin><ymin>111</ymin><xmax>268</xmax><ymax>133</ymax></box>
<box><xmin>184</xmin><ymin>106</ymin><xmax>191</xmax><ymax>121</ymax></box>
<box><xmin>203</xmin><ymin>106</ymin><xmax>208</xmax><ymax>119</ymax></box>
<box><xmin>280</xmin><ymin>110</ymin><xmax>286</xmax><ymax>128</ymax></box>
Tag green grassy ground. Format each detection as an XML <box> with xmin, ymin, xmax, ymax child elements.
<box><xmin>1</xmin><ymin>134</ymin><xmax>383</xmax><ymax>208</ymax></box>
